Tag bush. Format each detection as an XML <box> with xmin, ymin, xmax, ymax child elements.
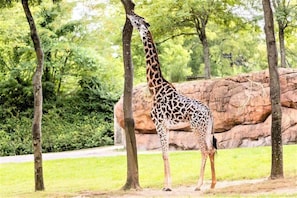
<box><xmin>0</xmin><ymin>75</ymin><xmax>119</xmax><ymax>156</ymax></box>
<box><xmin>41</xmin><ymin>107</ymin><xmax>113</xmax><ymax>153</ymax></box>
<box><xmin>0</xmin><ymin>116</ymin><xmax>32</xmax><ymax>156</ymax></box>
<box><xmin>0</xmin><ymin>102</ymin><xmax>115</xmax><ymax>156</ymax></box>
<box><xmin>0</xmin><ymin>76</ymin><xmax>33</xmax><ymax>115</ymax></box>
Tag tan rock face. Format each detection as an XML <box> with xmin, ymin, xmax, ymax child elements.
<box><xmin>114</xmin><ymin>69</ymin><xmax>297</xmax><ymax>150</ymax></box>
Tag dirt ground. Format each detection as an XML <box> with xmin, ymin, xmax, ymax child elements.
<box><xmin>75</xmin><ymin>176</ymin><xmax>297</xmax><ymax>197</ymax></box>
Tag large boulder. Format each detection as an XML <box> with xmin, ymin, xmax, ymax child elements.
<box><xmin>114</xmin><ymin>68</ymin><xmax>297</xmax><ymax>150</ymax></box>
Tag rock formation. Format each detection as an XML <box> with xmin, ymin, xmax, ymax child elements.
<box><xmin>114</xmin><ymin>68</ymin><xmax>297</xmax><ymax>150</ymax></box>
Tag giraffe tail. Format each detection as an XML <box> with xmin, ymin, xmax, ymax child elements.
<box><xmin>207</xmin><ymin>117</ymin><xmax>217</xmax><ymax>151</ymax></box>
<box><xmin>210</xmin><ymin>117</ymin><xmax>217</xmax><ymax>151</ymax></box>
<box><xmin>212</xmin><ymin>135</ymin><xmax>217</xmax><ymax>150</ymax></box>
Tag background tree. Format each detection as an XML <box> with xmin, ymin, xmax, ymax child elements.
<box><xmin>21</xmin><ymin>0</ymin><xmax>45</xmax><ymax>191</ymax></box>
<box><xmin>272</xmin><ymin>0</ymin><xmax>297</xmax><ymax>68</ymax></box>
<box><xmin>138</xmin><ymin>0</ymin><xmax>245</xmax><ymax>79</ymax></box>
<box><xmin>262</xmin><ymin>0</ymin><xmax>283</xmax><ymax>179</ymax></box>
<box><xmin>121</xmin><ymin>0</ymin><xmax>141</xmax><ymax>190</ymax></box>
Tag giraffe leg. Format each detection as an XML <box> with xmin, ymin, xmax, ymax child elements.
<box><xmin>209</xmin><ymin>152</ymin><xmax>216</xmax><ymax>189</ymax></box>
<box><xmin>195</xmin><ymin>152</ymin><xmax>207</xmax><ymax>191</ymax></box>
<box><xmin>162</xmin><ymin>149</ymin><xmax>172</xmax><ymax>191</ymax></box>
<box><xmin>156</xmin><ymin>122</ymin><xmax>172</xmax><ymax>191</ymax></box>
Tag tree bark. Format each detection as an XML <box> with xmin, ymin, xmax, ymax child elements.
<box><xmin>262</xmin><ymin>0</ymin><xmax>284</xmax><ymax>179</ymax></box>
<box><xmin>278</xmin><ymin>25</ymin><xmax>287</xmax><ymax>68</ymax></box>
<box><xmin>22</xmin><ymin>0</ymin><xmax>45</xmax><ymax>191</ymax></box>
<box><xmin>194</xmin><ymin>15</ymin><xmax>211</xmax><ymax>79</ymax></box>
<box><xmin>201</xmin><ymin>33</ymin><xmax>211</xmax><ymax>79</ymax></box>
<box><xmin>120</xmin><ymin>0</ymin><xmax>141</xmax><ymax>190</ymax></box>
<box><xmin>272</xmin><ymin>0</ymin><xmax>288</xmax><ymax>68</ymax></box>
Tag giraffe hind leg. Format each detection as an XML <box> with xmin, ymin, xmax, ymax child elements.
<box><xmin>195</xmin><ymin>152</ymin><xmax>207</xmax><ymax>191</ymax></box>
<box><xmin>209</xmin><ymin>151</ymin><xmax>216</xmax><ymax>189</ymax></box>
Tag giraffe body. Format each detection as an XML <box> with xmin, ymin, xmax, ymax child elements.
<box><xmin>127</xmin><ymin>12</ymin><xmax>217</xmax><ymax>191</ymax></box>
<box><xmin>152</xmin><ymin>87</ymin><xmax>214</xmax><ymax>151</ymax></box>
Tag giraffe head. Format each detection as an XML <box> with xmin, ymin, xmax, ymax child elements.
<box><xmin>127</xmin><ymin>12</ymin><xmax>150</xmax><ymax>36</ymax></box>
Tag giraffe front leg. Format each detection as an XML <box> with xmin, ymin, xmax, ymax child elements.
<box><xmin>152</xmin><ymin>107</ymin><xmax>172</xmax><ymax>191</ymax></box>
<box><xmin>157</xmin><ymin>124</ymin><xmax>172</xmax><ymax>191</ymax></box>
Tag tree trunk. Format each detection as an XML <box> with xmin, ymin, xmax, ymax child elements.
<box><xmin>120</xmin><ymin>0</ymin><xmax>141</xmax><ymax>190</ymax></box>
<box><xmin>57</xmin><ymin>51</ymin><xmax>71</xmax><ymax>95</ymax></box>
<box><xmin>278</xmin><ymin>26</ymin><xmax>286</xmax><ymax>68</ymax></box>
<box><xmin>44</xmin><ymin>51</ymin><xmax>51</xmax><ymax>82</ymax></box>
<box><xmin>22</xmin><ymin>0</ymin><xmax>45</xmax><ymax>191</ymax></box>
<box><xmin>262</xmin><ymin>0</ymin><xmax>284</xmax><ymax>179</ymax></box>
<box><xmin>201</xmin><ymin>34</ymin><xmax>211</xmax><ymax>79</ymax></box>
<box><xmin>196</xmin><ymin>19</ymin><xmax>211</xmax><ymax>79</ymax></box>
<box><xmin>272</xmin><ymin>0</ymin><xmax>288</xmax><ymax>68</ymax></box>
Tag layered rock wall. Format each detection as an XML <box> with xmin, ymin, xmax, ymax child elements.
<box><xmin>114</xmin><ymin>69</ymin><xmax>297</xmax><ymax>150</ymax></box>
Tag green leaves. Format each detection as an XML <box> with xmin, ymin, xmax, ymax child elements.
<box><xmin>273</xmin><ymin>0</ymin><xmax>297</xmax><ymax>27</ymax></box>
<box><xmin>158</xmin><ymin>38</ymin><xmax>192</xmax><ymax>82</ymax></box>
<box><xmin>0</xmin><ymin>1</ymin><xmax>120</xmax><ymax>156</ymax></box>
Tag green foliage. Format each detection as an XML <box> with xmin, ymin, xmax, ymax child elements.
<box><xmin>136</xmin><ymin>0</ymin><xmax>268</xmax><ymax>79</ymax></box>
<box><xmin>0</xmin><ymin>79</ymin><xmax>117</xmax><ymax>156</ymax></box>
<box><xmin>0</xmin><ymin>71</ymin><xmax>118</xmax><ymax>156</ymax></box>
<box><xmin>0</xmin><ymin>1</ymin><xmax>121</xmax><ymax>156</ymax></box>
<box><xmin>286</xmin><ymin>28</ymin><xmax>297</xmax><ymax>67</ymax></box>
<box><xmin>185</xmin><ymin>38</ymin><xmax>204</xmax><ymax>76</ymax></box>
<box><xmin>158</xmin><ymin>38</ymin><xmax>192</xmax><ymax>82</ymax></box>
<box><xmin>0</xmin><ymin>73</ymin><xmax>33</xmax><ymax>116</ymax></box>
<box><xmin>0</xmin><ymin>115</ymin><xmax>32</xmax><ymax>156</ymax></box>
<box><xmin>273</xmin><ymin>0</ymin><xmax>297</xmax><ymax>27</ymax></box>
<box><xmin>136</xmin><ymin>0</ymin><xmax>294</xmax><ymax>78</ymax></box>
<box><xmin>42</xmin><ymin>106</ymin><xmax>114</xmax><ymax>153</ymax></box>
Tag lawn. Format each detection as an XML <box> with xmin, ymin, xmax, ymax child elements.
<box><xmin>0</xmin><ymin>145</ymin><xmax>296</xmax><ymax>197</ymax></box>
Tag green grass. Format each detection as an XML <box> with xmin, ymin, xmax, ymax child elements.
<box><xmin>0</xmin><ymin>145</ymin><xmax>296</xmax><ymax>197</ymax></box>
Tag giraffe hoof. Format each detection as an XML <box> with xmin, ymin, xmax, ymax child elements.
<box><xmin>162</xmin><ymin>187</ymin><xmax>172</xmax><ymax>191</ymax></box>
<box><xmin>194</xmin><ymin>187</ymin><xmax>201</xmax><ymax>191</ymax></box>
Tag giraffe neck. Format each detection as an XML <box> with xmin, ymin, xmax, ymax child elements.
<box><xmin>141</xmin><ymin>31</ymin><xmax>169</xmax><ymax>95</ymax></box>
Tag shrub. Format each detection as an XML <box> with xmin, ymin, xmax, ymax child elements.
<box><xmin>0</xmin><ymin>75</ymin><xmax>118</xmax><ymax>156</ymax></box>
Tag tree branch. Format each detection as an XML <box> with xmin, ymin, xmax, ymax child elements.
<box><xmin>156</xmin><ymin>32</ymin><xmax>197</xmax><ymax>45</ymax></box>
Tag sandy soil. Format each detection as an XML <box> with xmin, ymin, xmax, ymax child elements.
<box><xmin>76</xmin><ymin>176</ymin><xmax>297</xmax><ymax>197</ymax></box>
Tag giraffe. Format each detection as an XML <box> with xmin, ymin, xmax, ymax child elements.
<box><xmin>127</xmin><ymin>12</ymin><xmax>217</xmax><ymax>191</ymax></box>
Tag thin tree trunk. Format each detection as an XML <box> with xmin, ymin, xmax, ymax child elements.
<box><xmin>120</xmin><ymin>0</ymin><xmax>141</xmax><ymax>190</ymax></box>
<box><xmin>44</xmin><ymin>51</ymin><xmax>51</xmax><ymax>82</ymax></box>
<box><xmin>262</xmin><ymin>0</ymin><xmax>284</xmax><ymax>179</ymax></box>
<box><xmin>57</xmin><ymin>51</ymin><xmax>71</xmax><ymax>95</ymax></box>
<box><xmin>272</xmin><ymin>0</ymin><xmax>288</xmax><ymax>68</ymax></box>
<box><xmin>195</xmin><ymin>18</ymin><xmax>211</xmax><ymax>79</ymax></box>
<box><xmin>202</xmin><ymin>35</ymin><xmax>211</xmax><ymax>79</ymax></box>
<box><xmin>278</xmin><ymin>27</ymin><xmax>286</xmax><ymax>68</ymax></box>
<box><xmin>22</xmin><ymin>0</ymin><xmax>45</xmax><ymax>191</ymax></box>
